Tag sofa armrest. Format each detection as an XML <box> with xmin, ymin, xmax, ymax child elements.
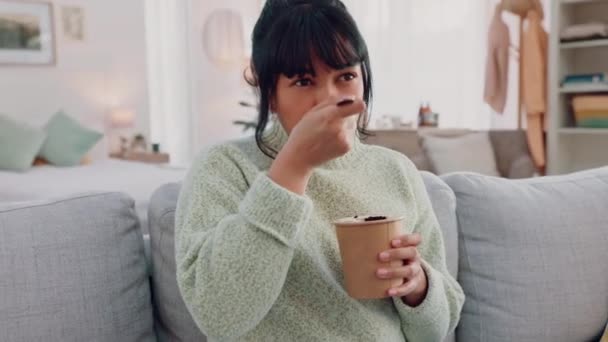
<box><xmin>508</xmin><ymin>155</ymin><xmax>536</xmax><ymax>179</ymax></box>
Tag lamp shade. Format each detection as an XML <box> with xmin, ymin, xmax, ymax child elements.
<box><xmin>202</xmin><ymin>9</ymin><xmax>245</xmax><ymax>67</ymax></box>
<box><xmin>109</xmin><ymin>108</ymin><xmax>135</xmax><ymax>128</ymax></box>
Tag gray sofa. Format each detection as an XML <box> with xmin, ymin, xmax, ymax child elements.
<box><xmin>1</xmin><ymin>166</ymin><xmax>607</xmax><ymax>342</ymax></box>
<box><xmin>363</xmin><ymin>129</ymin><xmax>536</xmax><ymax>179</ymax></box>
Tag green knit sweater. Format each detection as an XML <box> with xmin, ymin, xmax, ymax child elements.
<box><xmin>175</xmin><ymin>119</ymin><xmax>465</xmax><ymax>341</ymax></box>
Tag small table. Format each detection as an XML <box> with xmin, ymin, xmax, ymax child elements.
<box><xmin>110</xmin><ymin>151</ymin><xmax>170</xmax><ymax>164</ymax></box>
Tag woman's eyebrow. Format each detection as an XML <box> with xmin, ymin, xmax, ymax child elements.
<box><xmin>288</xmin><ymin>73</ymin><xmax>315</xmax><ymax>79</ymax></box>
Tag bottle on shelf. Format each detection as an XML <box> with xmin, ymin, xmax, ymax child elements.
<box><xmin>418</xmin><ymin>101</ymin><xmax>439</xmax><ymax>128</ymax></box>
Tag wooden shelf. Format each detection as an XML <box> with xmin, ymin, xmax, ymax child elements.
<box><xmin>110</xmin><ymin>151</ymin><xmax>170</xmax><ymax>164</ymax></box>
<box><xmin>558</xmin><ymin>128</ymin><xmax>608</xmax><ymax>135</ymax></box>
<box><xmin>561</xmin><ymin>39</ymin><xmax>608</xmax><ymax>49</ymax></box>
<box><xmin>560</xmin><ymin>84</ymin><xmax>608</xmax><ymax>93</ymax></box>
<box><xmin>560</xmin><ymin>0</ymin><xmax>605</xmax><ymax>4</ymax></box>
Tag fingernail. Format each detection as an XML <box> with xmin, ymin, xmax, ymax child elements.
<box><xmin>392</xmin><ymin>239</ymin><xmax>401</xmax><ymax>247</ymax></box>
<box><xmin>379</xmin><ymin>252</ymin><xmax>389</xmax><ymax>261</ymax></box>
<box><xmin>388</xmin><ymin>289</ymin><xmax>397</xmax><ymax>296</ymax></box>
<box><xmin>378</xmin><ymin>269</ymin><xmax>388</xmax><ymax>276</ymax></box>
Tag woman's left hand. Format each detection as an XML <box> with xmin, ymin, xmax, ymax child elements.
<box><xmin>376</xmin><ymin>233</ymin><xmax>428</xmax><ymax>306</ymax></box>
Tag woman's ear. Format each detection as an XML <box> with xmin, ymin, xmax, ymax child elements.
<box><xmin>244</xmin><ymin>64</ymin><xmax>258</xmax><ymax>87</ymax></box>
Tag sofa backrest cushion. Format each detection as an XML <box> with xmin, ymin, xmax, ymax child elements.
<box><xmin>148</xmin><ymin>183</ymin><xmax>207</xmax><ymax>342</ymax></box>
<box><xmin>420</xmin><ymin>171</ymin><xmax>459</xmax><ymax>342</ymax></box>
<box><xmin>443</xmin><ymin>167</ymin><xmax>608</xmax><ymax>342</ymax></box>
<box><xmin>0</xmin><ymin>193</ymin><xmax>155</xmax><ymax>341</ymax></box>
<box><xmin>421</xmin><ymin>171</ymin><xmax>458</xmax><ymax>279</ymax></box>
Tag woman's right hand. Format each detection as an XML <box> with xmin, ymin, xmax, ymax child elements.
<box><xmin>268</xmin><ymin>96</ymin><xmax>366</xmax><ymax>194</ymax></box>
<box><xmin>285</xmin><ymin>95</ymin><xmax>366</xmax><ymax>169</ymax></box>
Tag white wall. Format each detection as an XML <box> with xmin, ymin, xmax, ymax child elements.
<box><xmin>344</xmin><ymin>0</ymin><xmax>550</xmax><ymax>130</ymax></box>
<box><xmin>0</xmin><ymin>0</ymin><xmax>148</xmax><ymax>159</ymax></box>
<box><xmin>343</xmin><ymin>0</ymin><xmax>490</xmax><ymax>129</ymax></box>
<box><xmin>188</xmin><ymin>0</ymin><xmax>262</xmax><ymax>152</ymax></box>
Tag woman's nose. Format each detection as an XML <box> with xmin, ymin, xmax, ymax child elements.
<box><xmin>315</xmin><ymin>82</ymin><xmax>342</xmax><ymax>105</ymax></box>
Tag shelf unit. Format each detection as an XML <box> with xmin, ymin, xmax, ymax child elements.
<box><xmin>547</xmin><ymin>0</ymin><xmax>608</xmax><ymax>174</ymax></box>
<box><xmin>559</xmin><ymin>83</ymin><xmax>608</xmax><ymax>93</ymax></box>
<box><xmin>559</xmin><ymin>0</ymin><xmax>604</xmax><ymax>4</ymax></box>
<box><xmin>558</xmin><ymin>127</ymin><xmax>608</xmax><ymax>134</ymax></box>
<box><xmin>560</xmin><ymin>38</ymin><xmax>608</xmax><ymax>49</ymax></box>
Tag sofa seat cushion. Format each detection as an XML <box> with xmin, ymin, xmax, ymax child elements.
<box><xmin>443</xmin><ymin>167</ymin><xmax>608</xmax><ymax>342</ymax></box>
<box><xmin>0</xmin><ymin>193</ymin><xmax>155</xmax><ymax>341</ymax></box>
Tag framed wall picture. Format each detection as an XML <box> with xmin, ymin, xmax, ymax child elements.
<box><xmin>61</xmin><ymin>6</ymin><xmax>83</xmax><ymax>41</ymax></box>
<box><xmin>0</xmin><ymin>0</ymin><xmax>55</xmax><ymax>65</ymax></box>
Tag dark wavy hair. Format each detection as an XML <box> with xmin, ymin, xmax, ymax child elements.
<box><xmin>247</xmin><ymin>0</ymin><xmax>373</xmax><ymax>159</ymax></box>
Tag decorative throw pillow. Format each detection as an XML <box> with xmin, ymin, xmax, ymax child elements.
<box><xmin>0</xmin><ymin>114</ymin><xmax>47</xmax><ymax>172</ymax></box>
<box><xmin>38</xmin><ymin>111</ymin><xmax>103</xmax><ymax>167</ymax></box>
<box><xmin>420</xmin><ymin>132</ymin><xmax>501</xmax><ymax>176</ymax></box>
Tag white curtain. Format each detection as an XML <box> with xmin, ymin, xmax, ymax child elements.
<box><xmin>343</xmin><ymin>0</ymin><xmax>493</xmax><ymax>129</ymax></box>
<box><xmin>145</xmin><ymin>0</ymin><xmax>194</xmax><ymax>166</ymax></box>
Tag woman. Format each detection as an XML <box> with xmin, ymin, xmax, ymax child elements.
<box><xmin>175</xmin><ymin>0</ymin><xmax>465</xmax><ymax>341</ymax></box>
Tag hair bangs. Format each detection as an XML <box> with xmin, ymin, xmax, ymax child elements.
<box><xmin>271</xmin><ymin>5</ymin><xmax>365</xmax><ymax>79</ymax></box>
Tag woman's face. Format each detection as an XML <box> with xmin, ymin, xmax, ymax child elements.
<box><xmin>272</xmin><ymin>55</ymin><xmax>364</xmax><ymax>134</ymax></box>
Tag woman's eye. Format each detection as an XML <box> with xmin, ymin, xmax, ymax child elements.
<box><xmin>340</xmin><ymin>73</ymin><xmax>357</xmax><ymax>81</ymax></box>
<box><xmin>294</xmin><ymin>78</ymin><xmax>313</xmax><ymax>87</ymax></box>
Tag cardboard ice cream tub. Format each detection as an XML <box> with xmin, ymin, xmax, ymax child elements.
<box><xmin>334</xmin><ymin>215</ymin><xmax>405</xmax><ymax>299</ymax></box>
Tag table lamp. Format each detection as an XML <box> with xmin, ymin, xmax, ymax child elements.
<box><xmin>108</xmin><ymin>108</ymin><xmax>135</xmax><ymax>155</ymax></box>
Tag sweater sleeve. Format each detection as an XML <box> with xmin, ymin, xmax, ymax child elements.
<box><xmin>392</xmin><ymin>161</ymin><xmax>465</xmax><ymax>342</ymax></box>
<box><xmin>174</xmin><ymin>145</ymin><xmax>313</xmax><ymax>340</ymax></box>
